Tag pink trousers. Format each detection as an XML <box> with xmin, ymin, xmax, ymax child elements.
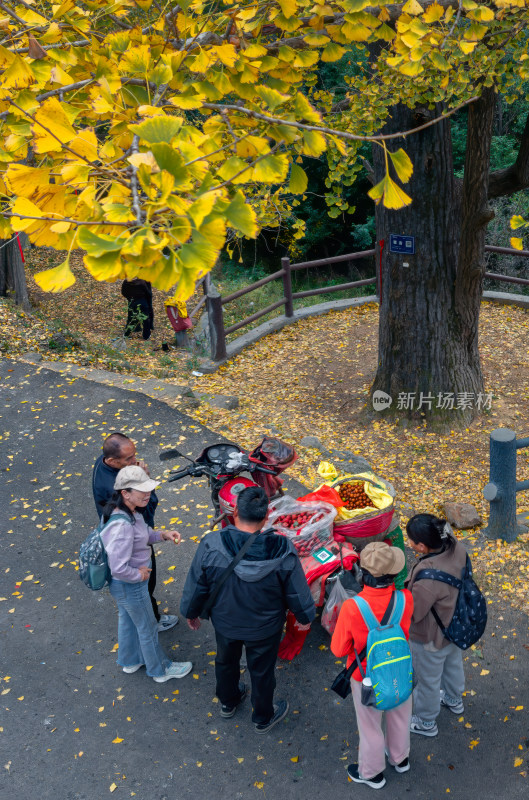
<box><xmin>351</xmin><ymin>679</ymin><xmax>413</xmax><ymax>779</ymax></box>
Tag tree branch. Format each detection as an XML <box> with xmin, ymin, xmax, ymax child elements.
<box><xmin>202</xmin><ymin>95</ymin><xmax>480</xmax><ymax>145</ymax></box>
<box><xmin>129</xmin><ymin>134</ymin><xmax>144</xmax><ymax>226</ymax></box>
<box><xmin>488</xmin><ymin>111</ymin><xmax>529</xmax><ymax>199</ymax></box>
<box><xmin>0</xmin><ymin>1</ymin><xmax>32</xmax><ymax>28</ymax></box>
<box><xmin>2</xmin><ymin>213</ymin><xmax>132</xmax><ymax>226</ymax></box>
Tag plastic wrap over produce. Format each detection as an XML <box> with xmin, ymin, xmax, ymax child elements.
<box><xmin>268</xmin><ymin>495</ymin><xmax>337</xmax><ymax>555</ymax></box>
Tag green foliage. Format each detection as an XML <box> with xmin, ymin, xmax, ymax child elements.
<box><xmin>125</xmin><ymin>304</ymin><xmax>149</xmax><ymax>336</ymax></box>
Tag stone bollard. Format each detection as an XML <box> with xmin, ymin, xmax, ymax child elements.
<box><xmin>483</xmin><ymin>428</ymin><xmax>528</xmax><ymax>542</ymax></box>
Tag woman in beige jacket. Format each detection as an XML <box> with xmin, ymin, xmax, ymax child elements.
<box><xmin>406</xmin><ymin>514</ymin><xmax>467</xmax><ymax>737</ymax></box>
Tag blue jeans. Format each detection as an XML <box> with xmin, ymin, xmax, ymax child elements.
<box><xmin>109</xmin><ymin>577</ymin><xmax>170</xmax><ymax>677</ymax></box>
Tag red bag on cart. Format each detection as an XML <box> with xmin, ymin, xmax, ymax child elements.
<box><xmin>278</xmin><ymin>542</ymin><xmax>359</xmax><ymax>661</ymax></box>
<box><xmin>297</xmin><ymin>486</ymin><xmax>343</xmax><ymax>508</ymax></box>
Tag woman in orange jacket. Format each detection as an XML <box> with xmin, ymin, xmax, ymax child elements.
<box><xmin>331</xmin><ymin>542</ymin><xmax>414</xmax><ymax>790</ymax></box>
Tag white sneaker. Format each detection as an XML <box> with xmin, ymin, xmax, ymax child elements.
<box><xmin>122</xmin><ymin>664</ymin><xmax>144</xmax><ymax>674</ymax></box>
<box><xmin>440</xmin><ymin>689</ymin><xmax>464</xmax><ymax>715</ymax></box>
<box><xmin>157</xmin><ymin>614</ymin><xmax>179</xmax><ymax>633</ymax></box>
<box><xmin>410</xmin><ymin>715</ymin><xmax>438</xmax><ymax>737</ymax></box>
<box><xmin>153</xmin><ymin>661</ymin><xmax>193</xmax><ymax>683</ymax></box>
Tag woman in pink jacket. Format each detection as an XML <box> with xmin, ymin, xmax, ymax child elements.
<box><xmin>101</xmin><ymin>465</ymin><xmax>192</xmax><ymax>683</ymax></box>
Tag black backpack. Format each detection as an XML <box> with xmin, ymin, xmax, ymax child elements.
<box><xmin>415</xmin><ymin>554</ymin><xmax>487</xmax><ymax>649</ymax></box>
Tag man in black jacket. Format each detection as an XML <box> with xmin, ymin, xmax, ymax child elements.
<box><xmin>92</xmin><ymin>432</ymin><xmax>178</xmax><ymax>633</ymax></box>
<box><xmin>180</xmin><ymin>487</ymin><xmax>315</xmax><ymax>733</ymax></box>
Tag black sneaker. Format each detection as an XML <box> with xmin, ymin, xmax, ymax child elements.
<box><xmin>393</xmin><ymin>757</ymin><xmax>410</xmax><ymax>774</ymax></box>
<box><xmin>385</xmin><ymin>749</ymin><xmax>410</xmax><ymax>774</ymax></box>
<box><xmin>254</xmin><ymin>700</ymin><xmax>289</xmax><ymax>734</ymax></box>
<box><xmin>347</xmin><ymin>764</ymin><xmax>386</xmax><ymax>789</ymax></box>
<box><xmin>220</xmin><ymin>682</ymin><xmax>247</xmax><ymax>719</ymax></box>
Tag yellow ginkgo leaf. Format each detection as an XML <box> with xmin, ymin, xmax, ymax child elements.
<box><xmin>67</xmin><ymin>130</ymin><xmax>98</xmax><ymax>162</ymax></box>
<box><xmin>510</xmin><ymin>237</ymin><xmax>523</xmax><ymax>250</ymax></box>
<box><xmin>34</xmin><ymin>259</ymin><xmax>76</xmax><ymax>293</ymax></box>
<box><xmin>12</xmin><ymin>196</ymin><xmax>43</xmax><ymax>219</ymax></box>
<box><xmin>1</xmin><ymin>54</ymin><xmax>36</xmax><ymax>88</ymax></box>
<box><xmin>50</xmin><ymin>221</ymin><xmax>71</xmax><ymax>233</ymax></box>
<box><xmin>127</xmin><ymin>152</ymin><xmax>160</xmax><ymax>173</ymax></box>
<box><xmin>389</xmin><ymin>149</ymin><xmax>414</xmax><ymax>183</ymax></box>
<box><xmin>368</xmin><ymin>174</ymin><xmax>412</xmax><ymax>210</ymax></box>
<box><xmin>510</xmin><ymin>215</ymin><xmax>526</xmax><ymax>230</ymax></box>
<box><xmin>112</xmin><ymin>736</ymin><xmax>124</xmax><ymax>743</ymax></box>
<box><xmin>422</xmin><ymin>2</ymin><xmax>445</xmax><ymax>23</ymax></box>
<box><xmin>514</xmin><ymin>757</ymin><xmax>524</xmax><ymax>768</ymax></box>
<box><xmin>32</xmin><ymin>97</ymin><xmax>77</xmax><ymax>154</ymax></box>
<box><xmin>402</xmin><ymin>0</ymin><xmax>424</xmax><ymax>15</ymax></box>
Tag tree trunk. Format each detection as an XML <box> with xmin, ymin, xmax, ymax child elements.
<box><xmin>371</xmin><ymin>92</ymin><xmax>496</xmax><ymax>427</ymax></box>
<box><xmin>0</xmin><ymin>235</ymin><xmax>31</xmax><ymax>311</ymax></box>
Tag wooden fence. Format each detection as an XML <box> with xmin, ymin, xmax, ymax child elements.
<box><xmin>193</xmin><ymin>243</ymin><xmax>529</xmax><ymax>362</ymax></box>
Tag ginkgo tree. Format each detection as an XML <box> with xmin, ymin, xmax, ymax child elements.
<box><xmin>2</xmin><ymin>0</ymin><xmax>529</xmax><ymax>429</ymax></box>
<box><xmin>0</xmin><ymin>0</ymin><xmax>526</xmax><ymax>310</ymax></box>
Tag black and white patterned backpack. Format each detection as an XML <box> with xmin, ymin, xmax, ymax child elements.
<box><xmin>415</xmin><ymin>554</ymin><xmax>487</xmax><ymax>649</ymax></box>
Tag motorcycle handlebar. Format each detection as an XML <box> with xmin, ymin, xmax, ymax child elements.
<box><xmin>253</xmin><ymin>464</ymin><xmax>277</xmax><ymax>475</ymax></box>
<box><xmin>167</xmin><ymin>466</ymin><xmax>195</xmax><ymax>482</ymax></box>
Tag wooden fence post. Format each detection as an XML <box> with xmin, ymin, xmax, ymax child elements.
<box><xmin>282</xmin><ymin>257</ymin><xmax>294</xmax><ymax>318</ymax></box>
<box><xmin>206</xmin><ymin>285</ymin><xmax>227</xmax><ymax>361</ymax></box>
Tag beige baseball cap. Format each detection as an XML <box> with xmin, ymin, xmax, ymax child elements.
<box><xmin>360</xmin><ymin>541</ymin><xmax>405</xmax><ymax>577</ymax></box>
<box><xmin>114</xmin><ymin>465</ymin><xmax>158</xmax><ymax>492</ymax></box>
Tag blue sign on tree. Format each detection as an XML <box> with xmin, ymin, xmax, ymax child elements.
<box><xmin>389</xmin><ymin>234</ymin><xmax>415</xmax><ymax>254</ymax></box>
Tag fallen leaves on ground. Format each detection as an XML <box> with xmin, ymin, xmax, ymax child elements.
<box><xmin>1</xmin><ymin>247</ymin><xmax>202</xmax><ymax>380</ymax></box>
<box><xmin>184</xmin><ymin>301</ymin><xmax>529</xmax><ymax>614</ymax></box>
<box><xmin>3</xmin><ymin>265</ymin><xmax>529</xmax><ymax>611</ymax></box>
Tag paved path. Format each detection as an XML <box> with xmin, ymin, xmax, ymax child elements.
<box><xmin>1</xmin><ymin>358</ymin><xmax>528</xmax><ymax>800</ymax></box>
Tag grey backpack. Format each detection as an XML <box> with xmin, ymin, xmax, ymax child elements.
<box><xmin>78</xmin><ymin>514</ymin><xmax>129</xmax><ymax>590</ymax></box>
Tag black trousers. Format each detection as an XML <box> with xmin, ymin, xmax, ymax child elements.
<box><xmin>215</xmin><ymin>629</ymin><xmax>283</xmax><ymax>724</ymax></box>
<box><xmin>148</xmin><ymin>545</ymin><xmax>160</xmax><ymax>622</ymax></box>
<box><xmin>125</xmin><ymin>298</ymin><xmax>154</xmax><ymax>340</ymax></box>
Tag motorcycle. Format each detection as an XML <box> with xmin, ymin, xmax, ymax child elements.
<box><xmin>161</xmin><ymin>435</ymin><xmax>362</xmax><ymax>660</ymax></box>
<box><xmin>160</xmin><ymin>436</ymin><xmax>297</xmax><ymax>529</ymax></box>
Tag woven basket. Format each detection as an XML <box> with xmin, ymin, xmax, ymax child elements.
<box><xmin>332</xmin><ymin>475</ymin><xmax>395</xmax><ymax>542</ymax></box>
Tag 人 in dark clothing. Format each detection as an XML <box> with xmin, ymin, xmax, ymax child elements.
<box><xmin>180</xmin><ymin>524</ymin><xmax>315</xmax><ymax>725</ymax></box>
<box><xmin>121</xmin><ymin>279</ymin><xmax>154</xmax><ymax>340</ymax></box>
<box><xmin>92</xmin><ymin>454</ymin><xmax>158</xmax><ymax>528</ymax></box>
<box><xmin>180</xmin><ymin>526</ymin><xmax>315</xmax><ymax>640</ymax></box>
<box><xmin>92</xmin><ymin>454</ymin><xmax>160</xmax><ymax>621</ymax></box>
<box><xmin>215</xmin><ymin>630</ymin><xmax>283</xmax><ymax>725</ymax></box>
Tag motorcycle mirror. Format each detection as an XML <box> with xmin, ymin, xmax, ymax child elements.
<box><xmin>160</xmin><ymin>448</ymin><xmax>196</xmax><ymax>463</ymax></box>
<box><xmin>159</xmin><ymin>448</ymin><xmax>184</xmax><ymax>461</ymax></box>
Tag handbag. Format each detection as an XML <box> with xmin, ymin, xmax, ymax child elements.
<box><xmin>330</xmin><ymin>592</ymin><xmax>396</xmax><ymax>699</ymax></box>
<box><xmin>201</xmin><ymin>528</ymin><xmax>273</xmax><ymax>619</ymax></box>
